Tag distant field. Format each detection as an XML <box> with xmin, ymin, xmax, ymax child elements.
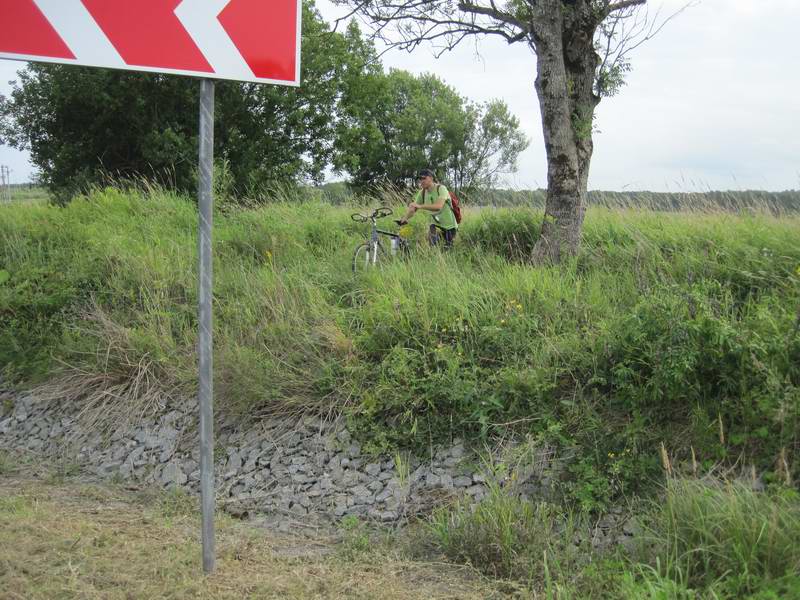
<box><xmin>318</xmin><ymin>181</ymin><xmax>800</xmax><ymax>214</ymax></box>
<box><xmin>2</xmin><ymin>185</ymin><xmax>48</xmax><ymax>204</ymax></box>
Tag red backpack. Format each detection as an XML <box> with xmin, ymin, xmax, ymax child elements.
<box><xmin>439</xmin><ymin>185</ymin><xmax>462</xmax><ymax>224</ymax></box>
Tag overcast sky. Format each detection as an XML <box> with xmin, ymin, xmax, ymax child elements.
<box><xmin>1</xmin><ymin>0</ymin><xmax>798</xmax><ymax>192</ymax></box>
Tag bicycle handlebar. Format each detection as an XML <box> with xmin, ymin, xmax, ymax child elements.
<box><xmin>351</xmin><ymin>206</ymin><xmax>394</xmax><ymax>222</ymax></box>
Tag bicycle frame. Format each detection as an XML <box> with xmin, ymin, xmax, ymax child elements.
<box><xmin>352</xmin><ymin>207</ymin><xmax>407</xmax><ymax>271</ymax></box>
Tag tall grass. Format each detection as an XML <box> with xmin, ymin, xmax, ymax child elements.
<box><xmin>426</xmin><ymin>474</ymin><xmax>800</xmax><ymax>598</ymax></box>
<box><xmin>626</xmin><ymin>478</ymin><xmax>800</xmax><ymax>598</ymax></box>
<box><xmin>1</xmin><ymin>185</ymin><xmax>798</xmax><ymax>505</ymax></box>
<box><xmin>429</xmin><ymin>479</ymin><xmax>588</xmax><ymax>583</ymax></box>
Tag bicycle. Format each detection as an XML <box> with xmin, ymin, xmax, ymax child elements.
<box><xmin>351</xmin><ymin>206</ymin><xmax>409</xmax><ymax>273</ymax></box>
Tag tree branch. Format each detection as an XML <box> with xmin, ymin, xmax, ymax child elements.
<box><xmin>606</xmin><ymin>0</ymin><xmax>647</xmax><ymax>14</ymax></box>
<box><xmin>458</xmin><ymin>1</ymin><xmax>528</xmax><ymax>33</ymax></box>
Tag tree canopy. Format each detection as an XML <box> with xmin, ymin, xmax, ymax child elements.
<box><xmin>0</xmin><ymin>2</ymin><xmax>529</xmax><ymax>202</ymax></box>
<box><xmin>0</xmin><ymin>3</ymin><xmax>372</xmax><ymax>201</ymax></box>
<box><xmin>334</xmin><ymin>65</ymin><xmax>528</xmax><ymax>192</ymax></box>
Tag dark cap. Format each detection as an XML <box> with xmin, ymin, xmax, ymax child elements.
<box><xmin>417</xmin><ymin>168</ymin><xmax>435</xmax><ymax>179</ymax></box>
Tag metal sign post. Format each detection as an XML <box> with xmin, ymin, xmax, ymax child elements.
<box><xmin>2</xmin><ymin>0</ymin><xmax>303</xmax><ymax>575</ymax></box>
<box><xmin>197</xmin><ymin>78</ymin><xmax>215</xmax><ymax>574</ymax></box>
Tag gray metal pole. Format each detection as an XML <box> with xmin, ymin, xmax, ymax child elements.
<box><xmin>198</xmin><ymin>79</ymin><xmax>215</xmax><ymax>574</ymax></box>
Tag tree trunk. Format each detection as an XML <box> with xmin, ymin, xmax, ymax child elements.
<box><xmin>531</xmin><ymin>3</ymin><xmax>600</xmax><ymax>264</ymax></box>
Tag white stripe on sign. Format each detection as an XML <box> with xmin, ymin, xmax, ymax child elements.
<box><xmin>175</xmin><ymin>0</ymin><xmax>254</xmax><ymax>81</ymax></box>
<box><xmin>34</xmin><ymin>0</ymin><xmax>125</xmax><ymax>67</ymax></box>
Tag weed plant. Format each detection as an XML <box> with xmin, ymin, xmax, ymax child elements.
<box><xmin>1</xmin><ymin>185</ymin><xmax>799</xmax><ymax>510</ymax></box>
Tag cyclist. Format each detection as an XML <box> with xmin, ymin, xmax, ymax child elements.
<box><xmin>395</xmin><ymin>168</ymin><xmax>458</xmax><ymax>248</ymax></box>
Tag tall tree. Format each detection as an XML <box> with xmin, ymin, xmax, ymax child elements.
<box><xmin>0</xmin><ymin>2</ymin><xmax>375</xmax><ymax>203</ymax></box>
<box><xmin>334</xmin><ymin>64</ymin><xmax>527</xmax><ymax>192</ymax></box>
<box><xmin>334</xmin><ymin>0</ymin><xmax>680</xmax><ymax>261</ymax></box>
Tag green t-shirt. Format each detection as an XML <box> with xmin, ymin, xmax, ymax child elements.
<box><xmin>414</xmin><ymin>184</ymin><xmax>457</xmax><ymax>230</ymax></box>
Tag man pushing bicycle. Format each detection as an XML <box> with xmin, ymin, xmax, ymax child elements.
<box><xmin>395</xmin><ymin>169</ymin><xmax>459</xmax><ymax>249</ymax></box>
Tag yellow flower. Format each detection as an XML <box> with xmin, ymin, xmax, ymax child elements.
<box><xmin>500</xmin><ymin>319</ymin><xmax>506</xmax><ymax>324</ymax></box>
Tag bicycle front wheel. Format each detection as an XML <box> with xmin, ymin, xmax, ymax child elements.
<box><xmin>352</xmin><ymin>242</ymin><xmax>373</xmax><ymax>273</ymax></box>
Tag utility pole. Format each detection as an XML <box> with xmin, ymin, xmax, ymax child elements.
<box><xmin>0</xmin><ymin>166</ymin><xmax>11</xmax><ymax>202</ymax></box>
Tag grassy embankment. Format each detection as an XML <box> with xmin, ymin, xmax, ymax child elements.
<box><xmin>1</xmin><ymin>186</ymin><xmax>799</xmax><ymax>597</ymax></box>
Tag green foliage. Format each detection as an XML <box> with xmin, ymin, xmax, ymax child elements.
<box><xmin>630</xmin><ymin>478</ymin><xmax>800</xmax><ymax>598</ymax></box>
<box><xmin>429</xmin><ymin>481</ymin><xmax>588</xmax><ymax>582</ymax></box>
<box><xmin>0</xmin><ymin>2</ymin><xmax>378</xmax><ymax>202</ymax></box>
<box><xmin>334</xmin><ymin>68</ymin><xmax>528</xmax><ymax>192</ymax></box>
<box><xmin>1</xmin><ymin>189</ymin><xmax>798</xmax><ymax>509</ymax></box>
<box><xmin>337</xmin><ymin>515</ymin><xmax>373</xmax><ymax>560</ymax></box>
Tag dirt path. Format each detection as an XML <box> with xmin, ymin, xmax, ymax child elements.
<box><xmin>0</xmin><ymin>465</ymin><xmax>517</xmax><ymax>599</ymax></box>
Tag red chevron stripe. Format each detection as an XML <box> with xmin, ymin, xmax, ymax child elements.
<box><xmin>81</xmin><ymin>0</ymin><xmax>212</xmax><ymax>72</ymax></box>
<box><xmin>0</xmin><ymin>0</ymin><xmax>74</xmax><ymax>59</ymax></box>
<box><xmin>219</xmin><ymin>0</ymin><xmax>297</xmax><ymax>81</ymax></box>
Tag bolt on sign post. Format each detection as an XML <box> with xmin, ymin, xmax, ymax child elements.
<box><xmin>1</xmin><ymin>0</ymin><xmax>302</xmax><ymax>574</ymax></box>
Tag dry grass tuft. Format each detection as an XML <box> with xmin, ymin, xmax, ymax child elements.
<box><xmin>32</xmin><ymin>303</ymin><xmax>181</xmax><ymax>441</ymax></box>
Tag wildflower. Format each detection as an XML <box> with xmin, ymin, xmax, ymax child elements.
<box><xmin>500</xmin><ymin>319</ymin><xmax>506</xmax><ymax>324</ymax></box>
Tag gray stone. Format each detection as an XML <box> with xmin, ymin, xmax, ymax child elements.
<box><xmin>466</xmin><ymin>484</ymin><xmax>485</xmax><ymax>496</ymax></box>
<box><xmin>336</xmin><ymin>429</ymin><xmax>351</xmax><ymax>444</ymax></box>
<box><xmin>162</xmin><ymin>463</ymin><xmax>188</xmax><ymax>486</ymax></box>
<box><xmin>347</xmin><ymin>443</ymin><xmax>361</xmax><ymax>458</ymax></box>
<box><xmin>453</xmin><ymin>476</ymin><xmax>472</xmax><ymax>488</ymax></box>
<box><xmin>227</xmin><ymin>452</ymin><xmax>243</xmax><ymax>471</ymax></box>
<box><xmin>98</xmin><ymin>460</ymin><xmax>122</xmax><ymax>475</ymax></box>
<box><xmin>364</xmin><ymin>462</ymin><xmax>381</xmax><ymax>476</ymax></box>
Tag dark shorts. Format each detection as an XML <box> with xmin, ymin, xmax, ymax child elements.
<box><xmin>429</xmin><ymin>224</ymin><xmax>457</xmax><ymax>248</ymax></box>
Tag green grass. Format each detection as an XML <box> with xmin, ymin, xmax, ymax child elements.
<box><xmin>426</xmin><ymin>475</ymin><xmax>800</xmax><ymax>598</ymax></box>
<box><xmin>1</xmin><ymin>186</ymin><xmax>799</xmax><ymax>510</ymax></box>
<box><xmin>633</xmin><ymin>478</ymin><xmax>800</xmax><ymax>598</ymax></box>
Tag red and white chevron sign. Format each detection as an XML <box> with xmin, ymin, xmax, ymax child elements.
<box><xmin>0</xmin><ymin>0</ymin><xmax>301</xmax><ymax>85</ymax></box>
